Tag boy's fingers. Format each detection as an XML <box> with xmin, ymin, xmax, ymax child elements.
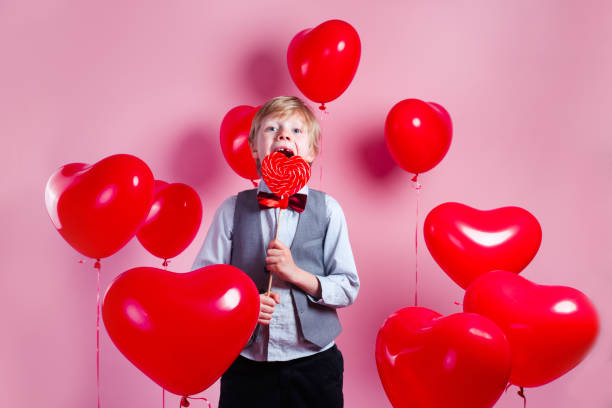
<box><xmin>264</xmin><ymin>291</ymin><xmax>280</xmax><ymax>303</ymax></box>
<box><xmin>266</xmin><ymin>256</ymin><xmax>283</xmax><ymax>264</ymax></box>
<box><xmin>268</xmin><ymin>239</ymin><xmax>287</xmax><ymax>249</ymax></box>
<box><xmin>266</xmin><ymin>248</ymin><xmax>283</xmax><ymax>256</ymax></box>
<box><xmin>260</xmin><ymin>295</ymin><xmax>276</xmax><ymax>306</ymax></box>
<box><xmin>260</xmin><ymin>304</ymin><xmax>274</xmax><ymax>314</ymax></box>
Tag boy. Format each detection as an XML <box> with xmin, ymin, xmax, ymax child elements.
<box><xmin>192</xmin><ymin>96</ymin><xmax>359</xmax><ymax>407</ymax></box>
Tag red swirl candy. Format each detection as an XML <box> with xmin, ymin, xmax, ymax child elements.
<box><xmin>261</xmin><ymin>152</ymin><xmax>311</xmax><ymax>199</ymax></box>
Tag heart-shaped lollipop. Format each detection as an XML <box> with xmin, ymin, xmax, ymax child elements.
<box><xmin>261</xmin><ymin>152</ymin><xmax>311</xmax><ymax>203</ymax></box>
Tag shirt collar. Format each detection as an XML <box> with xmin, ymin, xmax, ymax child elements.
<box><xmin>258</xmin><ymin>180</ymin><xmax>309</xmax><ymax>196</ymax></box>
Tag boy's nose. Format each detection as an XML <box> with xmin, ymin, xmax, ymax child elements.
<box><xmin>276</xmin><ymin>129</ymin><xmax>291</xmax><ymax>140</ymax></box>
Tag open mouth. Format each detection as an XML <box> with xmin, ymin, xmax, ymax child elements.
<box><xmin>274</xmin><ymin>148</ymin><xmax>295</xmax><ymax>158</ymax></box>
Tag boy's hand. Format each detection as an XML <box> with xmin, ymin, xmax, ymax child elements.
<box><xmin>266</xmin><ymin>239</ymin><xmax>323</xmax><ymax>299</ymax></box>
<box><xmin>266</xmin><ymin>239</ymin><xmax>300</xmax><ymax>283</ymax></box>
<box><xmin>258</xmin><ymin>292</ymin><xmax>280</xmax><ymax>325</ymax></box>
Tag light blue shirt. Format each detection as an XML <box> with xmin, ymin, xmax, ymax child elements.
<box><xmin>191</xmin><ymin>182</ymin><xmax>359</xmax><ymax>361</ymax></box>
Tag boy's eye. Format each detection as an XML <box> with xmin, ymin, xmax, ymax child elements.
<box><xmin>266</xmin><ymin>126</ymin><xmax>277</xmax><ymax>132</ymax></box>
<box><xmin>293</xmin><ymin>128</ymin><xmax>302</xmax><ymax>134</ymax></box>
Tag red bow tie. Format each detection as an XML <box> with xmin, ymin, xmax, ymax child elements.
<box><xmin>257</xmin><ymin>191</ymin><xmax>307</xmax><ymax>213</ymax></box>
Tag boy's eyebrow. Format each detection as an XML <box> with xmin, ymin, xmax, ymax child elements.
<box><xmin>263</xmin><ymin>116</ymin><xmax>305</xmax><ymax>128</ymax></box>
<box><xmin>263</xmin><ymin>118</ymin><xmax>280</xmax><ymax>125</ymax></box>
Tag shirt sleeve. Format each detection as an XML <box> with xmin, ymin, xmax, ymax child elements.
<box><xmin>307</xmin><ymin>194</ymin><xmax>360</xmax><ymax>308</ymax></box>
<box><xmin>191</xmin><ymin>196</ymin><xmax>236</xmax><ymax>270</ymax></box>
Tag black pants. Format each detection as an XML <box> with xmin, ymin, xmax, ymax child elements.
<box><xmin>219</xmin><ymin>345</ymin><xmax>344</xmax><ymax>408</ymax></box>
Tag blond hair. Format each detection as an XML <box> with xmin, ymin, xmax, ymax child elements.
<box><xmin>249</xmin><ymin>96</ymin><xmax>321</xmax><ymax>158</ymax></box>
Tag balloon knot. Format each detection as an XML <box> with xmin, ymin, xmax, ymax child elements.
<box><xmin>517</xmin><ymin>386</ymin><xmax>527</xmax><ymax>407</ymax></box>
<box><xmin>180</xmin><ymin>396</ymin><xmax>190</xmax><ymax>407</ymax></box>
<box><xmin>411</xmin><ymin>174</ymin><xmax>419</xmax><ymax>182</ymax></box>
<box><xmin>250</xmin><ymin>179</ymin><xmax>259</xmax><ymax>188</ymax></box>
<box><xmin>94</xmin><ymin>259</ymin><xmax>101</xmax><ymax>270</ymax></box>
<box><xmin>162</xmin><ymin>259</ymin><xmax>169</xmax><ymax>267</ymax></box>
<box><xmin>453</xmin><ymin>301</ymin><xmax>462</xmax><ymax>306</ymax></box>
<box><xmin>319</xmin><ymin>103</ymin><xmax>326</xmax><ymax>111</ymax></box>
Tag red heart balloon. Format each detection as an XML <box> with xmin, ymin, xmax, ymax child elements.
<box><xmin>220</xmin><ymin>105</ymin><xmax>260</xmax><ymax>181</ymax></box>
<box><xmin>464</xmin><ymin>270</ymin><xmax>599</xmax><ymax>387</ymax></box>
<box><xmin>424</xmin><ymin>202</ymin><xmax>542</xmax><ymax>289</ymax></box>
<box><xmin>385</xmin><ymin>99</ymin><xmax>452</xmax><ymax>175</ymax></box>
<box><xmin>376</xmin><ymin>307</ymin><xmax>511</xmax><ymax>408</ymax></box>
<box><xmin>287</xmin><ymin>19</ymin><xmax>361</xmax><ymax>110</ymax></box>
<box><xmin>261</xmin><ymin>152</ymin><xmax>311</xmax><ymax>200</ymax></box>
<box><xmin>102</xmin><ymin>265</ymin><xmax>260</xmax><ymax>397</ymax></box>
<box><xmin>136</xmin><ymin>180</ymin><xmax>203</xmax><ymax>261</ymax></box>
<box><xmin>45</xmin><ymin>154</ymin><xmax>154</xmax><ymax>259</ymax></box>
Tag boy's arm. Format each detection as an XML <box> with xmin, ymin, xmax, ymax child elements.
<box><xmin>191</xmin><ymin>196</ymin><xmax>236</xmax><ymax>270</ymax></box>
<box><xmin>267</xmin><ymin>195</ymin><xmax>360</xmax><ymax>308</ymax></box>
<box><xmin>308</xmin><ymin>195</ymin><xmax>360</xmax><ymax>308</ymax></box>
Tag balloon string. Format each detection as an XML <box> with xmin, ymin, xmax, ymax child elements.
<box><xmin>180</xmin><ymin>396</ymin><xmax>212</xmax><ymax>408</ymax></box>
<box><xmin>94</xmin><ymin>258</ymin><xmax>101</xmax><ymax>408</ymax></box>
<box><xmin>317</xmin><ymin>111</ymin><xmax>326</xmax><ymax>190</ymax></box>
<box><xmin>319</xmin><ymin>134</ymin><xmax>323</xmax><ymax>190</ymax></box>
<box><xmin>163</xmin><ymin>389</ymin><xmax>165</xmax><ymax>408</ymax></box>
<box><xmin>517</xmin><ymin>386</ymin><xmax>527</xmax><ymax>408</ymax></box>
<box><xmin>413</xmin><ymin>175</ymin><xmax>421</xmax><ymax>307</ymax></box>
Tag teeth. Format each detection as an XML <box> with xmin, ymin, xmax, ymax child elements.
<box><xmin>276</xmin><ymin>148</ymin><xmax>294</xmax><ymax>158</ymax></box>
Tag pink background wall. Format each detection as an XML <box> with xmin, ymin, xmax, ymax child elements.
<box><xmin>2</xmin><ymin>1</ymin><xmax>611</xmax><ymax>407</ymax></box>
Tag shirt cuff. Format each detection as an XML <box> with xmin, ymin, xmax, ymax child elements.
<box><xmin>306</xmin><ymin>276</ymin><xmax>330</xmax><ymax>306</ymax></box>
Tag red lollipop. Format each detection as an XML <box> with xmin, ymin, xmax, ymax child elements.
<box><xmin>260</xmin><ymin>152</ymin><xmax>311</xmax><ymax>295</ymax></box>
<box><xmin>261</xmin><ymin>152</ymin><xmax>311</xmax><ymax>207</ymax></box>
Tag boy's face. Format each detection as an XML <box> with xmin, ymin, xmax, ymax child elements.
<box><xmin>251</xmin><ymin>112</ymin><xmax>316</xmax><ymax>164</ymax></box>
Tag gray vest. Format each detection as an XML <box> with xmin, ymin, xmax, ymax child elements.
<box><xmin>230</xmin><ymin>188</ymin><xmax>342</xmax><ymax>348</ymax></box>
